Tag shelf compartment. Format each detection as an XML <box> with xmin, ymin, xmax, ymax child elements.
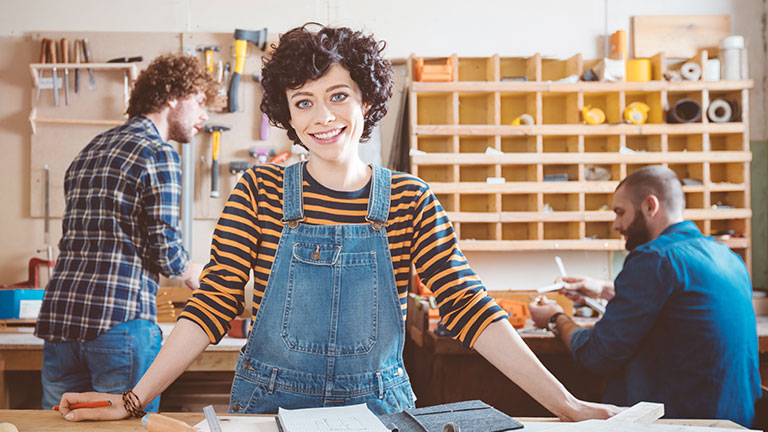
<box><xmin>585</xmin><ymin>193</ymin><xmax>613</xmax><ymax>211</ymax></box>
<box><xmin>500</xmin><ymin>92</ymin><xmax>537</xmax><ymax>125</ymax></box>
<box><xmin>416</xmin><ymin>136</ymin><xmax>454</xmax><ymax>153</ymax></box>
<box><xmin>542</xmin><ymin>94</ymin><xmax>579</xmax><ymax>125</ymax></box>
<box><xmin>710</xmin><ymin>219</ymin><xmax>747</xmax><ymax>237</ymax></box>
<box><xmin>668</xmin><ymin>135</ymin><xmax>703</xmax><ymax>152</ymax></box>
<box><xmin>502</xmin><ymin>194</ymin><xmax>538</xmax><ymax>212</ymax></box>
<box><xmin>669</xmin><ymin>163</ymin><xmax>704</xmax><ymax>184</ymax></box>
<box><xmin>543</xmin><ymin>164</ymin><xmax>578</xmax><ymax>182</ymax></box>
<box><xmin>709</xmin><ymin>133</ymin><xmax>745</xmax><ymax>151</ymax></box>
<box><xmin>500</xmin><ymin>56</ymin><xmax>537</xmax><ymax>82</ymax></box>
<box><xmin>460</xmin><ymin>194</ymin><xmax>497</xmax><ymax>213</ymax></box>
<box><xmin>667</xmin><ymin>91</ymin><xmax>704</xmax><ymax>123</ymax></box>
<box><xmin>685</xmin><ymin>192</ymin><xmax>705</xmax><ymax>209</ymax></box>
<box><xmin>710</xmin><ymin>191</ymin><xmax>746</xmax><ymax>209</ymax></box>
<box><xmin>585</xmin><ymin>135</ymin><xmax>621</xmax><ymax>153</ymax></box>
<box><xmin>459</xmin><ymin>136</ymin><xmax>494</xmax><ymax>153</ymax></box>
<box><xmin>543</xmin><ymin>193</ymin><xmax>579</xmax><ymax>212</ymax></box>
<box><xmin>543</xmin><ymin>222</ymin><xmax>580</xmax><ymax>240</ymax></box>
<box><xmin>626</xmin><ymin>163</ymin><xmax>654</xmax><ymax>177</ymax></box>
<box><xmin>585</xmin><ymin>164</ymin><xmax>620</xmax><ymax>181</ymax></box>
<box><xmin>625</xmin><ymin>91</ymin><xmax>664</xmax><ymax>124</ymax></box>
<box><xmin>541</xmin><ymin>54</ymin><xmax>581</xmax><ymax>82</ymax></box>
<box><xmin>417</xmin><ymin>94</ymin><xmax>454</xmax><ymax>125</ymax></box>
<box><xmin>543</xmin><ymin>136</ymin><xmax>578</xmax><ymax>153</ymax></box>
<box><xmin>707</xmin><ymin>90</ymin><xmax>743</xmax><ymax>123</ymax></box>
<box><xmin>710</xmin><ymin>163</ymin><xmax>746</xmax><ymax>184</ymax></box>
<box><xmin>434</xmin><ymin>193</ymin><xmax>456</xmax><ymax>212</ymax></box>
<box><xmin>501</xmin><ymin>165</ymin><xmax>538</xmax><ymax>182</ymax></box>
<box><xmin>585</xmin><ymin>222</ymin><xmax>620</xmax><ymax>240</ymax></box>
<box><xmin>626</xmin><ymin>135</ymin><xmax>663</xmax><ymax>152</ymax></box>
<box><xmin>419</xmin><ymin>164</ymin><xmax>456</xmax><ymax>183</ymax></box>
<box><xmin>501</xmin><ymin>136</ymin><xmax>537</xmax><ymax>153</ymax></box>
<box><xmin>502</xmin><ymin>222</ymin><xmax>539</xmax><ymax>241</ymax></box>
<box><xmin>460</xmin><ymin>165</ymin><xmax>496</xmax><ymax>182</ymax></box>
<box><xmin>459</xmin><ymin>93</ymin><xmax>494</xmax><ymax>125</ymax></box>
<box><xmin>583</xmin><ymin>92</ymin><xmax>622</xmax><ymax>124</ymax></box>
<box><xmin>458</xmin><ymin>57</ymin><xmax>494</xmax><ymax>82</ymax></box>
<box><xmin>459</xmin><ymin>222</ymin><xmax>497</xmax><ymax>241</ymax></box>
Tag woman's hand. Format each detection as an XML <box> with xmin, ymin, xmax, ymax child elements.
<box><xmin>560</xmin><ymin>398</ymin><xmax>625</xmax><ymax>421</ymax></box>
<box><xmin>56</xmin><ymin>392</ymin><xmax>127</xmax><ymax>422</ymax></box>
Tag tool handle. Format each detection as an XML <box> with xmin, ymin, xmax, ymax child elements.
<box><xmin>61</xmin><ymin>38</ymin><xmax>69</xmax><ymax>64</ymax></box>
<box><xmin>39</xmin><ymin>38</ymin><xmax>48</xmax><ymax>63</ymax></box>
<box><xmin>259</xmin><ymin>113</ymin><xmax>270</xmax><ymax>140</ymax></box>
<box><xmin>227</xmin><ymin>72</ymin><xmax>241</xmax><ymax>112</ymax></box>
<box><xmin>74</xmin><ymin>40</ymin><xmax>81</xmax><ymax>64</ymax></box>
<box><xmin>210</xmin><ymin>159</ymin><xmax>219</xmax><ymax>198</ymax></box>
<box><xmin>47</xmin><ymin>39</ymin><xmax>57</xmax><ymax>64</ymax></box>
<box><xmin>81</xmin><ymin>38</ymin><xmax>92</xmax><ymax>63</ymax></box>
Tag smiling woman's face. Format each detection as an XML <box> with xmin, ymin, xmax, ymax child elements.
<box><xmin>286</xmin><ymin>64</ymin><xmax>369</xmax><ymax>165</ymax></box>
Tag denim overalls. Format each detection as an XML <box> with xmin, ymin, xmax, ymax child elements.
<box><xmin>229</xmin><ymin>161</ymin><xmax>415</xmax><ymax>415</ymax></box>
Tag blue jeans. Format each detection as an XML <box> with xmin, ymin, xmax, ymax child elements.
<box><xmin>41</xmin><ymin>319</ymin><xmax>162</xmax><ymax>411</ymax></box>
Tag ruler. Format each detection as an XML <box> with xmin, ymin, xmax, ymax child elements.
<box><xmin>203</xmin><ymin>404</ymin><xmax>223</xmax><ymax>432</ymax></box>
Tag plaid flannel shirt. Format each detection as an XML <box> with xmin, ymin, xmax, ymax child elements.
<box><xmin>35</xmin><ymin>116</ymin><xmax>189</xmax><ymax>342</ymax></box>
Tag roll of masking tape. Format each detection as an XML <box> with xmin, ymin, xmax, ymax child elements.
<box><xmin>510</xmin><ymin>113</ymin><xmax>535</xmax><ymax>126</ymax></box>
<box><xmin>707</xmin><ymin>99</ymin><xmax>732</xmax><ymax>123</ymax></box>
<box><xmin>626</xmin><ymin>59</ymin><xmax>651</xmax><ymax>82</ymax></box>
<box><xmin>680</xmin><ymin>61</ymin><xmax>702</xmax><ymax>81</ymax></box>
<box><xmin>624</xmin><ymin>102</ymin><xmax>651</xmax><ymax>125</ymax></box>
<box><xmin>582</xmin><ymin>105</ymin><xmax>606</xmax><ymax>125</ymax></box>
<box><xmin>667</xmin><ymin>99</ymin><xmax>702</xmax><ymax>123</ymax></box>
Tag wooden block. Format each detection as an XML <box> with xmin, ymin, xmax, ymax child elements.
<box><xmin>632</xmin><ymin>15</ymin><xmax>730</xmax><ymax>58</ymax></box>
<box><xmin>608</xmin><ymin>401</ymin><xmax>664</xmax><ymax>424</ymax></box>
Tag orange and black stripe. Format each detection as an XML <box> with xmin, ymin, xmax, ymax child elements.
<box><xmin>179</xmin><ymin>164</ymin><xmax>507</xmax><ymax>348</ymax></box>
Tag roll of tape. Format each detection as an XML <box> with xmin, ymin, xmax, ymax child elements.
<box><xmin>582</xmin><ymin>105</ymin><xmax>606</xmax><ymax>125</ymax></box>
<box><xmin>703</xmin><ymin>59</ymin><xmax>721</xmax><ymax>82</ymax></box>
<box><xmin>626</xmin><ymin>59</ymin><xmax>651</xmax><ymax>82</ymax></box>
<box><xmin>510</xmin><ymin>113</ymin><xmax>535</xmax><ymax>126</ymax></box>
<box><xmin>667</xmin><ymin>99</ymin><xmax>702</xmax><ymax>123</ymax></box>
<box><xmin>680</xmin><ymin>62</ymin><xmax>702</xmax><ymax>81</ymax></box>
<box><xmin>707</xmin><ymin>99</ymin><xmax>732</xmax><ymax>123</ymax></box>
<box><xmin>624</xmin><ymin>102</ymin><xmax>651</xmax><ymax>125</ymax></box>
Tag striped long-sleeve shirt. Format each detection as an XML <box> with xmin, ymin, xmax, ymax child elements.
<box><xmin>35</xmin><ymin>116</ymin><xmax>189</xmax><ymax>342</ymax></box>
<box><xmin>180</xmin><ymin>163</ymin><xmax>507</xmax><ymax>348</ymax></box>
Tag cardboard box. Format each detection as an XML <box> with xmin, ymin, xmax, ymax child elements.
<box><xmin>0</xmin><ymin>289</ymin><xmax>45</xmax><ymax>319</ymax></box>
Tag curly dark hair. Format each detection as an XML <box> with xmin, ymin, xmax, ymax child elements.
<box><xmin>127</xmin><ymin>53</ymin><xmax>223</xmax><ymax>118</ymax></box>
<box><xmin>260</xmin><ymin>23</ymin><xmax>393</xmax><ymax>147</ymax></box>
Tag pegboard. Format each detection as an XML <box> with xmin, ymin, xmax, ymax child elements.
<box><xmin>29</xmin><ymin>31</ymin><xmax>292</xmax><ymax>221</ymax></box>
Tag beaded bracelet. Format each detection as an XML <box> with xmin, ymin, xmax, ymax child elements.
<box><xmin>121</xmin><ymin>390</ymin><xmax>146</xmax><ymax>418</ymax></box>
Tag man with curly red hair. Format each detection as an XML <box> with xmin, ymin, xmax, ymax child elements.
<box><xmin>35</xmin><ymin>53</ymin><xmax>221</xmax><ymax>412</ymax></box>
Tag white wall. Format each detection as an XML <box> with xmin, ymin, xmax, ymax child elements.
<box><xmin>0</xmin><ymin>0</ymin><xmax>764</xmax><ymax>289</ymax></box>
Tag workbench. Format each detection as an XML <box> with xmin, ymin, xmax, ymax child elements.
<box><xmin>403</xmin><ymin>316</ymin><xmax>768</xmax><ymax>418</ymax></box>
<box><xmin>0</xmin><ymin>322</ymin><xmax>242</xmax><ymax>410</ymax></box>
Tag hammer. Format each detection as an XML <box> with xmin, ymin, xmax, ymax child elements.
<box><xmin>228</xmin><ymin>28</ymin><xmax>268</xmax><ymax>112</ymax></box>
<box><xmin>197</xmin><ymin>45</ymin><xmax>220</xmax><ymax>74</ymax></box>
<box><xmin>203</xmin><ymin>125</ymin><xmax>231</xmax><ymax>197</ymax></box>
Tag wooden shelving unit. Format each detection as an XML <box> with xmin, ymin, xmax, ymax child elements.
<box><xmin>408</xmin><ymin>53</ymin><xmax>753</xmax><ymax>269</ymax></box>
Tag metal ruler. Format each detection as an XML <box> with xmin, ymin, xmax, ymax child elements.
<box><xmin>203</xmin><ymin>404</ymin><xmax>223</xmax><ymax>432</ymax></box>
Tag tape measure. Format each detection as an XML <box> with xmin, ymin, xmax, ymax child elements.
<box><xmin>624</xmin><ymin>102</ymin><xmax>651</xmax><ymax>125</ymax></box>
<box><xmin>582</xmin><ymin>105</ymin><xmax>605</xmax><ymax>125</ymax></box>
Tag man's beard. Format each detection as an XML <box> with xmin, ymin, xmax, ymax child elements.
<box><xmin>167</xmin><ymin>110</ymin><xmax>193</xmax><ymax>143</ymax></box>
<box><xmin>623</xmin><ymin>209</ymin><xmax>653</xmax><ymax>250</ymax></box>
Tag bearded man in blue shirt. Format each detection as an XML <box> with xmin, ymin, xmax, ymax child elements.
<box><xmin>529</xmin><ymin>165</ymin><xmax>760</xmax><ymax>427</ymax></box>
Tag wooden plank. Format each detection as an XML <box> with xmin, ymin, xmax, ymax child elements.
<box><xmin>413</xmin><ymin>123</ymin><xmax>746</xmax><ymax>137</ymax></box>
<box><xmin>412</xmin><ymin>151</ymin><xmax>751</xmax><ymax>165</ymax></box>
<box><xmin>410</xmin><ymin>80</ymin><xmax>753</xmax><ymax>94</ymax></box>
<box><xmin>632</xmin><ymin>15</ymin><xmax>731</xmax><ymax>58</ymax></box>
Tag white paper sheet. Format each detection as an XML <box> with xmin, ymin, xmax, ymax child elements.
<box><xmin>277</xmin><ymin>404</ymin><xmax>389</xmax><ymax>432</ymax></box>
<box><xmin>194</xmin><ymin>415</ymin><xmax>279</xmax><ymax>432</ymax></box>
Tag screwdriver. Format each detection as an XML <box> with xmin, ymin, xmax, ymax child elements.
<box><xmin>35</xmin><ymin>38</ymin><xmax>48</xmax><ymax>102</ymax></box>
<box><xmin>61</xmin><ymin>38</ymin><xmax>69</xmax><ymax>105</ymax></box>
<box><xmin>74</xmin><ymin>39</ymin><xmax>81</xmax><ymax>93</ymax></box>
<box><xmin>47</xmin><ymin>39</ymin><xmax>59</xmax><ymax>106</ymax></box>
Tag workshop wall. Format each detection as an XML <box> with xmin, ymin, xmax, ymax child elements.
<box><xmin>0</xmin><ymin>0</ymin><xmax>766</xmax><ymax>290</ymax></box>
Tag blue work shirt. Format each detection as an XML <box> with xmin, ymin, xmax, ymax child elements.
<box><xmin>570</xmin><ymin>221</ymin><xmax>760</xmax><ymax>427</ymax></box>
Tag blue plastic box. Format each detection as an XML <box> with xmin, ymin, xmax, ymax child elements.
<box><xmin>0</xmin><ymin>289</ymin><xmax>45</xmax><ymax>319</ymax></box>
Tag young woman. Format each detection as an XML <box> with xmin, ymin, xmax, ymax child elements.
<box><xmin>58</xmin><ymin>23</ymin><xmax>620</xmax><ymax>421</ymax></box>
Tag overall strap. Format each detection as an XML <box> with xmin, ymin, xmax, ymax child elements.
<box><xmin>281</xmin><ymin>161</ymin><xmax>306</xmax><ymax>228</ymax></box>
<box><xmin>366</xmin><ymin>165</ymin><xmax>391</xmax><ymax>230</ymax></box>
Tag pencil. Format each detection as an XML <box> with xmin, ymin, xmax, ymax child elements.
<box><xmin>53</xmin><ymin>400</ymin><xmax>112</xmax><ymax>411</ymax></box>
